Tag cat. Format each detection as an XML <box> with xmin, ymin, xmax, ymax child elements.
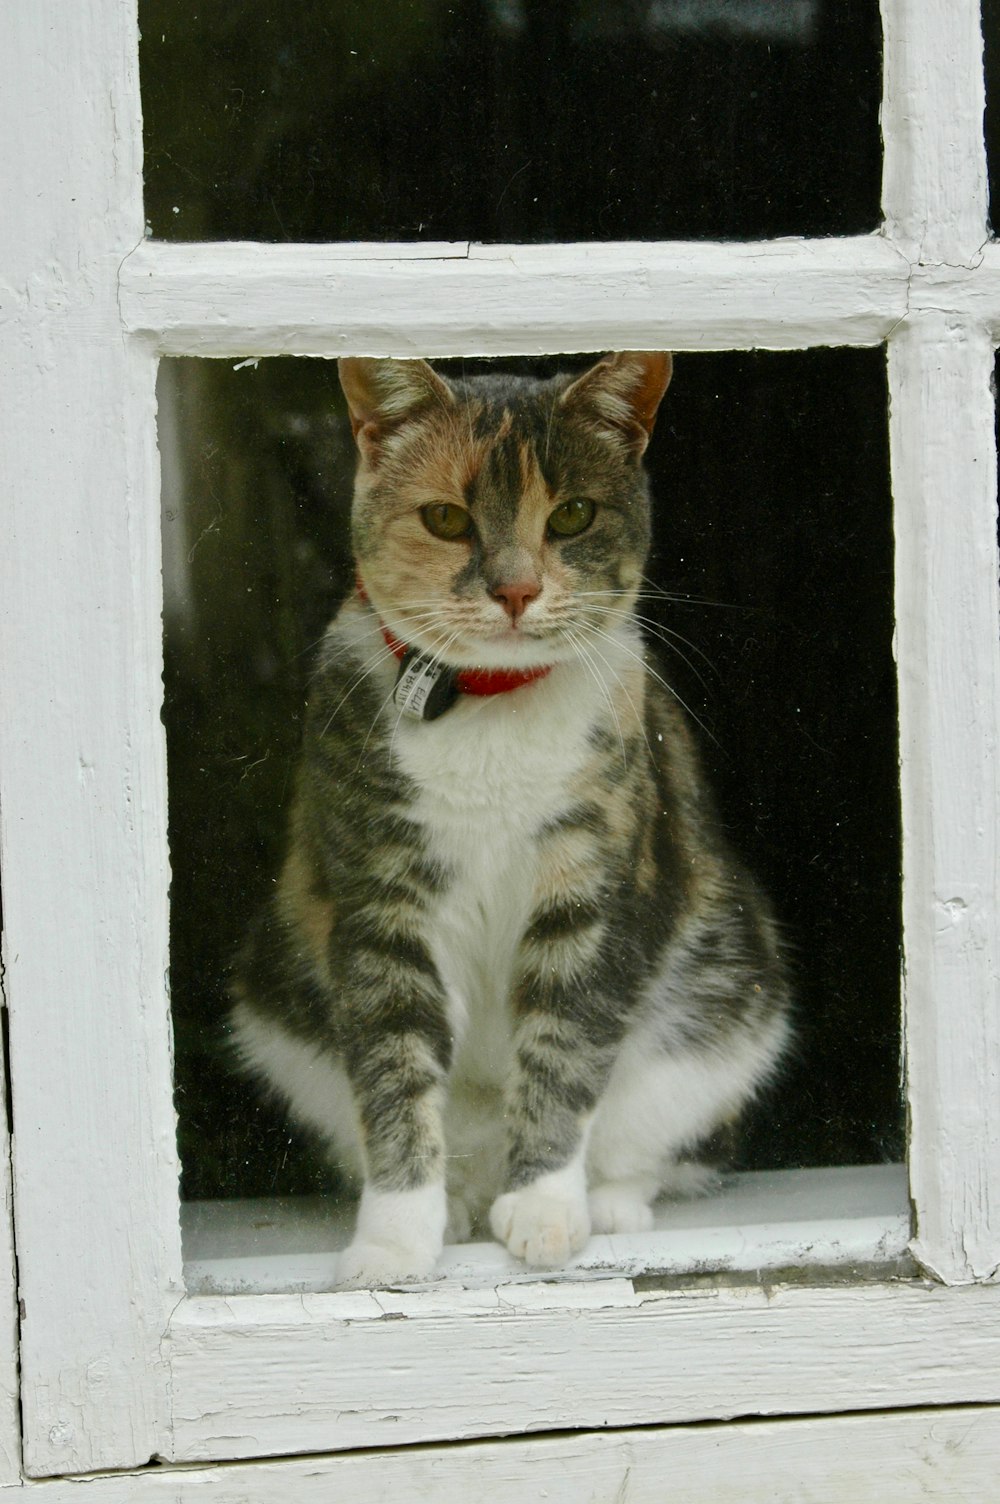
<box><xmin>230</xmin><ymin>350</ymin><xmax>791</xmax><ymax>1287</ymax></box>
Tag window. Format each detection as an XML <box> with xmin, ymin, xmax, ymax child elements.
<box><xmin>162</xmin><ymin>346</ymin><xmax>905</xmax><ymax>1293</ymax></box>
<box><xmin>2</xmin><ymin>0</ymin><xmax>1000</xmax><ymax>1490</ymax></box>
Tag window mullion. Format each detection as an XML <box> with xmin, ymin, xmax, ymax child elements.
<box><xmin>880</xmin><ymin>0</ymin><xmax>989</xmax><ymax>265</ymax></box>
<box><xmin>889</xmin><ymin>314</ymin><xmax>1000</xmax><ymax>1284</ymax></box>
<box><xmin>0</xmin><ymin>2</ymin><xmax>180</xmax><ymax>1478</ymax></box>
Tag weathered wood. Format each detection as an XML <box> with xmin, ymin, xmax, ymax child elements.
<box><xmin>0</xmin><ymin>1</ymin><xmax>181</xmax><ymax>1478</ymax></box>
<box><xmin>19</xmin><ymin>1407</ymin><xmax>1000</xmax><ymax>1504</ymax></box>
<box><xmin>119</xmin><ymin>236</ymin><xmax>909</xmax><ymax>356</ymax></box>
<box><xmin>881</xmin><ymin>0</ymin><xmax>989</xmax><ymax>263</ymax></box>
<box><xmin>164</xmin><ymin>1280</ymin><xmax>1000</xmax><ymax>1462</ymax></box>
<box><xmin>890</xmin><ymin>320</ymin><xmax>1000</xmax><ymax>1284</ymax></box>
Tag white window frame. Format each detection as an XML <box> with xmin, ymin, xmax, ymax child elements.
<box><xmin>2</xmin><ymin>0</ymin><xmax>1000</xmax><ymax>1494</ymax></box>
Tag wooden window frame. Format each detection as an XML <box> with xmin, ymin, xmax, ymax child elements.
<box><xmin>2</xmin><ymin>0</ymin><xmax>1000</xmax><ymax>1490</ymax></box>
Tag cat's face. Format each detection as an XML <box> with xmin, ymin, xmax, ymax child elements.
<box><xmin>339</xmin><ymin>353</ymin><xmax>672</xmax><ymax>669</ymax></box>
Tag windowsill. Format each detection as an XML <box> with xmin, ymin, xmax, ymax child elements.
<box><xmin>181</xmin><ymin>1162</ymin><xmax>909</xmax><ymax>1295</ymax></box>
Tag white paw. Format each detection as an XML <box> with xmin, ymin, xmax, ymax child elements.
<box><xmin>490</xmin><ymin>1186</ymin><xmax>591</xmax><ymax>1267</ymax></box>
<box><xmin>588</xmin><ymin>1183</ymin><xmax>654</xmax><ymax>1234</ymax></box>
<box><xmin>335</xmin><ymin>1239</ymin><xmax>439</xmax><ymax>1289</ymax></box>
<box><xmin>337</xmin><ymin>1181</ymin><xmax>446</xmax><ymax>1287</ymax></box>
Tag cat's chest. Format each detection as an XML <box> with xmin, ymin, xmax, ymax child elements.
<box><xmin>391</xmin><ymin>664</ymin><xmax>596</xmax><ymax>850</ymax></box>
<box><xmin>391</xmin><ymin>669</ymin><xmax>597</xmax><ymax>1081</ymax></box>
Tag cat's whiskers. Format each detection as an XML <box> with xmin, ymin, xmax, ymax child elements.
<box><xmin>575</xmin><ymin>616</ymin><xmax>718</xmax><ymax>748</ymax></box>
<box><xmin>318</xmin><ymin>606</ymin><xmax>459</xmax><ymax>734</ymax></box>
<box><xmin>566</xmin><ymin>620</ymin><xmax>660</xmax><ymax>768</ymax></box>
<box><xmin>353</xmin><ymin>617</ymin><xmax>461</xmax><ymax>774</ymax></box>
<box><xmin>637</xmin><ymin>573</ymin><xmax>743</xmax><ymax>612</ymax></box>
<box><xmin>580</xmin><ymin>601</ymin><xmax>716</xmax><ymax>691</ymax></box>
<box><xmin>354</xmin><ymin>669</ymin><xmax>405</xmax><ymax>772</ymax></box>
<box><xmin>543</xmin><ymin>394</ymin><xmax>555</xmax><ymax>467</ymax></box>
<box><xmin>371</xmin><ymin>603</ymin><xmax>472</xmax><ymax>656</ymax></box>
<box><xmin>576</xmin><ymin>583</ymin><xmax>740</xmax><ymax>612</ymax></box>
<box><xmin>629</xmin><ymin>612</ymin><xmax>719</xmax><ymax>681</ymax></box>
<box><xmin>319</xmin><ymin>640</ymin><xmax>401</xmax><ymax>737</ymax></box>
<box><xmin>395</xmin><ymin>615</ymin><xmax>482</xmax><ymax>661</ymax></box>
<box><xmin>295</xmin><ymin>626</ymin><xmax>344</xmax><ymax>674</ymax></box>
<box><xmin>560</xmin><ymin>625</ymin><xmax>629</xmax><ymax>769</ymax></box>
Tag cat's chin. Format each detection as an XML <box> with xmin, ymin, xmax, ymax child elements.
<box><xmin>425</xmin><ymin>628</ymin><xmax>579</xmax><ymax>671</ymax></box>
<box><xmin>452</xmin><ymin>639</ymin><xmax>570</xmax><ymax>670</ymax></box>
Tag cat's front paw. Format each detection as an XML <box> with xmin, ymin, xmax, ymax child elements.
<box><xmin>337</xmin><ymin>1182</ymin><xmax>446</xmax><ymax>1287</ymax></box>
<box><xmin>336</xmin><ymin>1239</ymin><xmax>439</xmax><ymax>1289</ymax></box>
<box><xmin>490</xmin><ymin>1186</ymin><xmax>591</xmax><ymax>1267</ymax></box>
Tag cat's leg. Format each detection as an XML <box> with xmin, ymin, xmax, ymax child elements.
<box><xmin>328</xmin><ymin>906</ymin><xmax>455</xmax><ymax>1286</ymax></box>
<box><xmin>232</xmin><ymin>898</ymin><xmax>450</xmax><ymax>1284</ymax></box>
<box><xmin>335</xmin><ymin>1016</ymin><xmax>451</xmax><ymax>1287</ymax></box>
<box><xmin>340</xmin><ymin>1176</ymin><xmax>447</xmax><ymax>1287</ymax></box>
<box><xmin>489</xmin><ymin>872</ymin><xmax>633</xmax><ymax>1267</ymax></box>
<box><xmin>232</xmin><ymin>987</ymin><xmax>449</xmax><ymax>1285</ymax></box>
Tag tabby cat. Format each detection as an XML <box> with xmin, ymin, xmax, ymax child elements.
<box><xmin>231</xmin><ymin>351</ymin><xmax>791</xmax><ymax>1287</ymax></box>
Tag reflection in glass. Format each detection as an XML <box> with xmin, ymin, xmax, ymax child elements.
<box><xmin>141</xmin><ymin>0</ymin><xmax>882</xmax><ymax>243</ymax></box>
<box><xmin>161</xmin><ymin>352</ymin><xmax>901</xmax><ymax>1206</ymax></box>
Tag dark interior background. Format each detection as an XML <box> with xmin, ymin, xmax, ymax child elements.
<box><xmin>139</xmin><ymin>0</ymin><xmax>883</xmax><ymax>243</ymax></box>
<box><xmin>162</xmin><ymin>350</ymin><xmax>902</xmax><ymax>1201</ymax></box>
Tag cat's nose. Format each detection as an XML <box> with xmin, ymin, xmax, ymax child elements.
<box><xmin>490</xmin><ymin>580</ymin><xmax>540</xmax><ymax>622</ymax></box>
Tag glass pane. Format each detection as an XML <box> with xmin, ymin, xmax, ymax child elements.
<box><xmin>161</xmin><ymin>348</ymin><xmax>901</xmax><ymax>1240</ymax></box>
<box><xmin>141</xmin><ymin>0</ymin><xmax>882</xmax><ymax>243</ymax></box>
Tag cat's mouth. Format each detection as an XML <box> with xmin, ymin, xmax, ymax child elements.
<box><xmin>370</xmin><ymin>590</ymin><xmax>592</xmax><ymax>671</ymax></box>
<box><xmin>442</xmin><ymin>626</ymin><xmax>568</xmax><ymax>670</ymax></box>
<box><xmin>394</xmin><ymin>619</ymin><xmax>572</xmax><ymax>671</ymax></box>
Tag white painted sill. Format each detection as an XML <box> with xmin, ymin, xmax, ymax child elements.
<box><xmin>182</xmin><ymin>1162</ymin><xmax>909</xmax><ymax>1295</ymax></box>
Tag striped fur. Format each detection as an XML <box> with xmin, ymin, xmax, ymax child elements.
<box><xmin>232</xmin><ymin>353</ymin><xmax>791</xmax><ymax>1285</ymax></box>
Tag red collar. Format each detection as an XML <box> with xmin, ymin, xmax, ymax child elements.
<box><xmin>356</xmin><ymin>583</ymin><xmax>552</xmax><ymax>698</ymax></box>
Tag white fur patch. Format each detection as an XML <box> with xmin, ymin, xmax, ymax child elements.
<box><xmin>587</xmin><ymin>1011</ymin><xmax>791</xmax><ymax>1191</ymax></box>
<box><xmin>229</xmin><ymin>1000</ymin><xmax>363</xmax><ymax>1180</ymax></box>
<box><xmin>337</xmin><ymin>1181</ymin><xmax>448</xmax><ymax>1286</ymax></box>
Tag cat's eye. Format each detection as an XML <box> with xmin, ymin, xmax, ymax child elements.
<box><xmin>421</xmin><ymin>502</ymin><xmax>473</xmax><ymax>540</ymax></box>
<box><xmin>547</xmin><ymin>498</ymin><xmax>596</xmax><ymax>538</ymax></box>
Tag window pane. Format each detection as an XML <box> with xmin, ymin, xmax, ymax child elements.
<box><xmin>141</xmin><ymin>0</ymin><xmax>882</xmax><ymax>243</ymax></box>
<box><xmin>161</xmin><ymin>348</ymin><xmax>901</xmax><ymax>1217</ymax></box>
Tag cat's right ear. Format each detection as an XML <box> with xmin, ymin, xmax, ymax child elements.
<box><xmin>338</xmin><ymin>358</ymin><xmax>455</xmax><ymax>462</ymax></box>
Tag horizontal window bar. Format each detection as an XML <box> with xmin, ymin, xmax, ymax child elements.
<box><xmin>120</xmin><ymin>235</ymin><xmax>908</xmax><ymax>355</ymax></box>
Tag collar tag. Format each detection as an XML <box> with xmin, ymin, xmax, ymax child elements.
<box><xmin>393</xmin><ymin>650</ymin><xmax>460</xmax><ymax>721</ymax></box>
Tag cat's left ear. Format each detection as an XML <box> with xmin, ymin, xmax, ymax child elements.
<box><xmin>338</xmin><ymin>357</ymin><xmax>455</xmax><ymax>459</ymax></box>
<box><xmin>560</xmin><ymin>351</ymin><xmax>673</xmax><ymax>454</ymax></box>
